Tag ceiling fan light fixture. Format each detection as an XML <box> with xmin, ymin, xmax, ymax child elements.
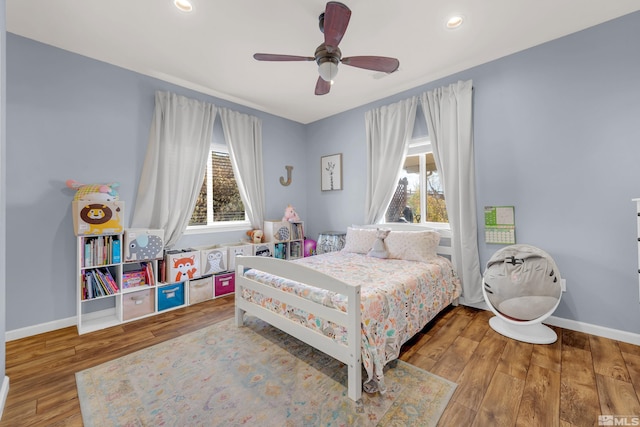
<box><xmin>446</xmin><ymin>15</ymin><xmax>464</xmax><ymax>29</ymax></box>
<box><xmin>318</xmin><ymin>61</ymin><xmax>338</xmax><ymax>84</ymax></box>
<box><xmin>174</xmin><ymin>0</ymin><xmax>193</xmax><ymax>12</ymax></box>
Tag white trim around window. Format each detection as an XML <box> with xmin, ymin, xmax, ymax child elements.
<box><xmin>184</xmin><ymin>220</ymin><xmax>252</xmax><ymax>235</ymax></box>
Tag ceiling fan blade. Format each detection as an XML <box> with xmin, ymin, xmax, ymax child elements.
<box><xmin>315</xmin><ymin>76</ymin><xmax>331</xmax><ymax>95</ymax></box>
<box><xmin>253</xmin><ymin>53</ymin><xmax>314</xmax><ymax>62</ymax></box>
<box><xmin>323</xmin><ymin>2</ymin><xmax>351</xmax><ymax>53</ymax></box>
<box><xmin>341</xmin><ymin>56</ymin><xmax>400</xmax><ymax>73</ymax></box>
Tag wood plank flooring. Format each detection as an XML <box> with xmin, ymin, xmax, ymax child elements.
<box><xmin>1</xmin><ymin>297</ymin><xmax>639</xmax><ymax>426</ymax></box>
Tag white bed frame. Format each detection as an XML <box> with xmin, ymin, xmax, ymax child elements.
<box><xmin>234</xmin><ymin>224</ymin><xmax>453</xmax><ymax>401</ymax></box>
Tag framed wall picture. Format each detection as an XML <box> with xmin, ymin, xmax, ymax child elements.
<box><xmin>321</xmin><ymin>153</ymin><xmax>342</xmax><ymax>191</ymax></box>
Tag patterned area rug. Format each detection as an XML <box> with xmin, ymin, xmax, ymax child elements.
<box><xmin>76</xmin><ymin>316</ymin><xmax>456</xmax><ymax>426</ymax></box>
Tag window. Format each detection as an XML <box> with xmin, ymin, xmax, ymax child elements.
<box><xmin>188</xmin><ymin>143</ymin><xmax>247</xmax><ymax>229</ymax></box>
<box><xmin>385</xmin><ymin>138</ymin><xmax>448</xmax><ymax>224</ymax></box>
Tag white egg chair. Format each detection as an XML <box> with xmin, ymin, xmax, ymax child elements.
<box><xmin>482</xmin><ymin>244</ymin><xmax>562</xmax><ymax>344</ymax></box>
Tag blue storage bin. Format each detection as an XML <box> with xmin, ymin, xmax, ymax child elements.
<box><xmin>157</xmin><ymin>282</ymin><xmax>185</xmax><ymax>311</ymax></box>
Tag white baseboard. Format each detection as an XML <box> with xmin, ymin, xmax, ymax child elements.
<box><xmin>5</xmin><ymin>316</ymin><xmax>76</xmax><ymax>342</ymax></box>
<box><xmin>5</xmin><ymin>305</ymin><xmax>640</xmax><ymax>347</ymax></box>
<box><xmin>459</xmin><ymin>300</ymin><xmax>640</xmax><ymax>346</ymax></box>
<box><xmin>0</xmin><ymin>376</ymin><xmax>9</xmax><ymax>421</ymax></box>
<box><xmin>545</xmin><ymin>315</ymin><xmax>640</xmax><ymax>346</ymax></box>
<box><xmin>457</xmin><ymin>297</ymin><xmax>489</xmax><ymax>311</ymax></box>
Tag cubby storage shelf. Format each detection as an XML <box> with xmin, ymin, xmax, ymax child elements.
<box><xmin>263</xmin><ymin>220</ymin><xmax>304</xmax><ymax>260</ymax></box>
<box><xmin>76</xmin><ymin>232</ymin><xmax>237</xmax><ymax>334</ymax></box>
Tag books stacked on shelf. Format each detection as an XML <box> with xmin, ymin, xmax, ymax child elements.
<box><xmin>274</xmin><ymin>242</ymin><xmax>287</xmax><ymax>260</ymax></box>
<box><xmin>122</xmin><ymin>262</ymin><xmax>156</xmax><ymax>289</ymax></box>
<box><xmin>290</xmin><ymin>222</ymin><xmax>304</xmax><ymax>240</ymax></box>
<box><xmin>290</xmin><ymin>241</ymin><xmax>302</xmax><ymax>259</ymax></box>
<box><xmin>82</xmin><ymin>268</ymin><xmax>118</xmax><ymax>300</ymax></box>
<box><xmin>83</xmin><ymin>235</ymin><xmax>121</xmax><ymax>267</ymax></box>
<box><xmin>122</xmin><ymin>270</ymin><xmax>145</xmax><ymax>289</ymax></box>
<box><xmin>158</xmin><ymin>258</ymin><xmax>167</xmax><ymax>283</ymax></box>
<box><xmin>144</xmin><ymin>262</ymin><xmax>155</xmax><ymax>287</ymax></box>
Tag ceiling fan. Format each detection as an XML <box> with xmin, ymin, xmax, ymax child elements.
<box><xmin>253</xmin><ymin>1</ymin><xmax>400</xmax><ymax>95</ymax></box>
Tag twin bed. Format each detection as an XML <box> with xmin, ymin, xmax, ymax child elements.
<box><xmin>234</xmin><ymin>224</ymin><xmax>461</xmax><ymax>401</ymax></box>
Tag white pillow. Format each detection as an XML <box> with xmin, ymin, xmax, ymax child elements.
<box><xmin>385</xmin><ymin>230</ymin><xmax>441</xmax><ymax>262</ymax></box>
<box><xmin>341</xmin><ymin>227</ymin><xmax>378</xmax><ymax>254</ymax></box>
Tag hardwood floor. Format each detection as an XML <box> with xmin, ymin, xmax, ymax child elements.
<box><xmin>2</xmin><ymin>297</ymin><xmax>639</xmax><ymax>426</ymax></box>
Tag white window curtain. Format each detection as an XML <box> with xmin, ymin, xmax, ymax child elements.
<box><xmin>131</xmin><ymin>91</ymin><xmax>216</xmax><ymax>247</ymax></box>
<box><xmin>420</xmin><ymin>80</ymin><xmax>483</xmax><ymax>303</ymax></box>
<box><xmin>364</xmin><ymin>97</ymin><xmax>418</xmax><ymax>224</ymax></box>
<box><xmin>219</xmin><ymin>108</ymin><xmax>265</xmax><ymax>230</ymax></box>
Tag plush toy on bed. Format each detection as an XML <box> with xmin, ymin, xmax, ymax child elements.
<box><xmin>282</xmin><ymin>204</ymin><xmax>301</xmax><ymax>222</ymax></box>
<box><xmin>246</xmin><ymin>229</ymin><xmax>264</xmax><ymax>244</ymax></box>
<box><xmin>367</xmin><ymin>228</ymin><xmax>390</xmax><ymax>259</ymax></box>
<box><xmin>66</xmin><ymin>179</ymin><xmax>120</xmax><ymax>202</ymax></box>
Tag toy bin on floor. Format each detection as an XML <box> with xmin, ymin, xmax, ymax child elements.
<box><xmin>122</xmin><ymin>288</ymin><xmax>155</xmax><ymax>321</ymax></box>
<box><xmin>214</xmin><ymin>272</ymin><xmax>235</xmax><ymax>297</ymax></box>
<box><xmin>157</xmin><ymin>282</ymin><xmax>185</xmax><ymax>311</ymax></box>
<box><xmin>189</xmin><ymin>276</ymin><xmax>214</xmax><ymax>305</ymax></box>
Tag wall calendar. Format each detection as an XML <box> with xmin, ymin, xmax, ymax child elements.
<box><xmin>484</xmin><ymin>206</ymin><xmax>516</xmax><ymax>244</ymax></box>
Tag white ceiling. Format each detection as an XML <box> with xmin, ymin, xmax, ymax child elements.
<box><xmin>6</xmin><ymin>1</ymin><xmax>640</xmax><ymax>124</ymax></box>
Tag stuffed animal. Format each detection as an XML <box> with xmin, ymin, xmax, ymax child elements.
<box><xmin>367</xmin><ymin>228</ymin><xmax>390</xmax><ymax>259</ymax></box>
<box><xmin>282</xmin><ymin>204</ymin><xmax>301</xmax><ymax>222</ymax></box>
<box><xmin>66</xmin><ymin>179</ymin><xmax>120</xmax><ymax>202</ymax></box>
<box><xmin>246</xmin><ymin>229</ymin><xmax>264</xmax><ymax>244</ymax></box>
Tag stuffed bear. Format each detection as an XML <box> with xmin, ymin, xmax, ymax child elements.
<box><xmin>246</xmin><ymin>229</ymin><xmax>264</xmax><ymax>244</ymax></box>
<box><xmin>367</xmin><ymin>228</ymin><xmax>390</xmax><ymax>259</ymax></box>
<box><xmin>282</xmin><ymin>204</ymin><xmax>301</xmax><ymax>222</ymax></box>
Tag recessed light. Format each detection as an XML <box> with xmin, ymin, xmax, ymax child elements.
<box><xmin>174</xmin><ymin>0</ymin><xmax>193</xmax><ymax>12</ymax></box>
<box><xmin>446</xmin><ymin>15</ymin><xmax>464</xmax><ymax>29</ymax></box>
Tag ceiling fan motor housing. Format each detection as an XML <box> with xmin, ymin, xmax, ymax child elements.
<box><xmin>315</xmin><ymin>44</ymin><xmax>341</xmax><ymax>66</ymax></box>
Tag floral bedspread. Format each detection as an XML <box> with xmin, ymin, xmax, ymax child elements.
<box><xmin>241</xmin><ymin>251</ymin><xmax>461</xmax><ymax>393</ymax></box>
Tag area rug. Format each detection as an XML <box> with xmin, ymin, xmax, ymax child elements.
<box><xmin>76</xmin><ymin>316</ymin><xmax>456</xmax><ymax>426</ymax></box>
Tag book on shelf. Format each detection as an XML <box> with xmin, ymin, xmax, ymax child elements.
<box><xmin>84</xmin><ymin>243</ymin><xmax>91</xmax><ymax>267</ymax></box>
<box><xmin>85</xmin><ymin>271</ymin><xmax>103</xmax><ymax>298</ymax></box>
<box><xmin>84</xmin><ymin>272</ymin><xmax>94</xmax><ymax>299</ymax></box>
<box><xmin>112</xmin><ymin>238</ymin><xmax>121</xmax><ymax>264</ymax></box>
<box><xmin>290</xmin><ymin>241</ymin><xmax>301</xmax><ymax>258</ymax></box>
<box><xmin>274</xmin><ymin>243</ymin><xmax>287</xmax><ymax>260</ymax></box>
<box><xmin>93</xmin><ymin>270</ymin><xmax>109</xmax><ymax>296</ymax></box>
<box><xmin>290</xmin><ymin>222</ymin><xmax>304</xmax><ymax>240</ymax></box>
<box><xmin>102</xmin><ymin>268</ymin><xmax>119</xmax><ymax>293</ymax></box>
<box><xmin>82</xmin><ymin>267</ymin><xmax>118</xmax><ymax>300</ymax></box>
<box><xmin>123</xmin><ymin>269</ymin><xmax>146</xmax><ymax>289</ymax></box>
<box><xmin>158</xmin><ymin>258</ymin><xmax>166</xmax><ymax>283</ymax></box>
<box><xmin>84</xmin><ymin>235</ymin><xmax>120</xmax><ymax>267</ymax></box>
<box><xmin>144</xmin><ymin>262</ymin><xmax>155</xmax><ymax>286</ymax></box>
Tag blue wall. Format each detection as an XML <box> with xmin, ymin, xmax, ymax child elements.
<box><xmin>5</xmin><ymin>34</ymin><xmax>306</xmax><ymax>330</ymax></box>
<box><xmin>4</xmin><ymin>11</ymin><xmax>640</xmax><ymax>336</ymax></box>
<box><xmin>306</xmin><ymin>12</ymin><xmax>640</xmax><ymax>333</ymax></box>
<box><xmin>1</xmin><ymin>0</ymin><xmax>7</xmax><ymax>387</ymax></box>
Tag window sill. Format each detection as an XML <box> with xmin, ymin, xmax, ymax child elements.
<box><xmin>420</xmin><ymin>222</ymin><xmax>451</xmax><ymax>232</ymax></box>
<box><xmin>185</xmin><ymin>221</ymin><xmax>252</xmax><ymax>235</ymax></box>
<box><xmin>380</xmin><ymin>221</ymin><xmax>450</xmax><ymax>231</ymax></box>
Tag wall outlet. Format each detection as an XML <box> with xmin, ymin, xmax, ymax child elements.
<box><xmin>560</xmin><ymin>278</ymin><xmax>567</xmax><ymax>292</ymax></box>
